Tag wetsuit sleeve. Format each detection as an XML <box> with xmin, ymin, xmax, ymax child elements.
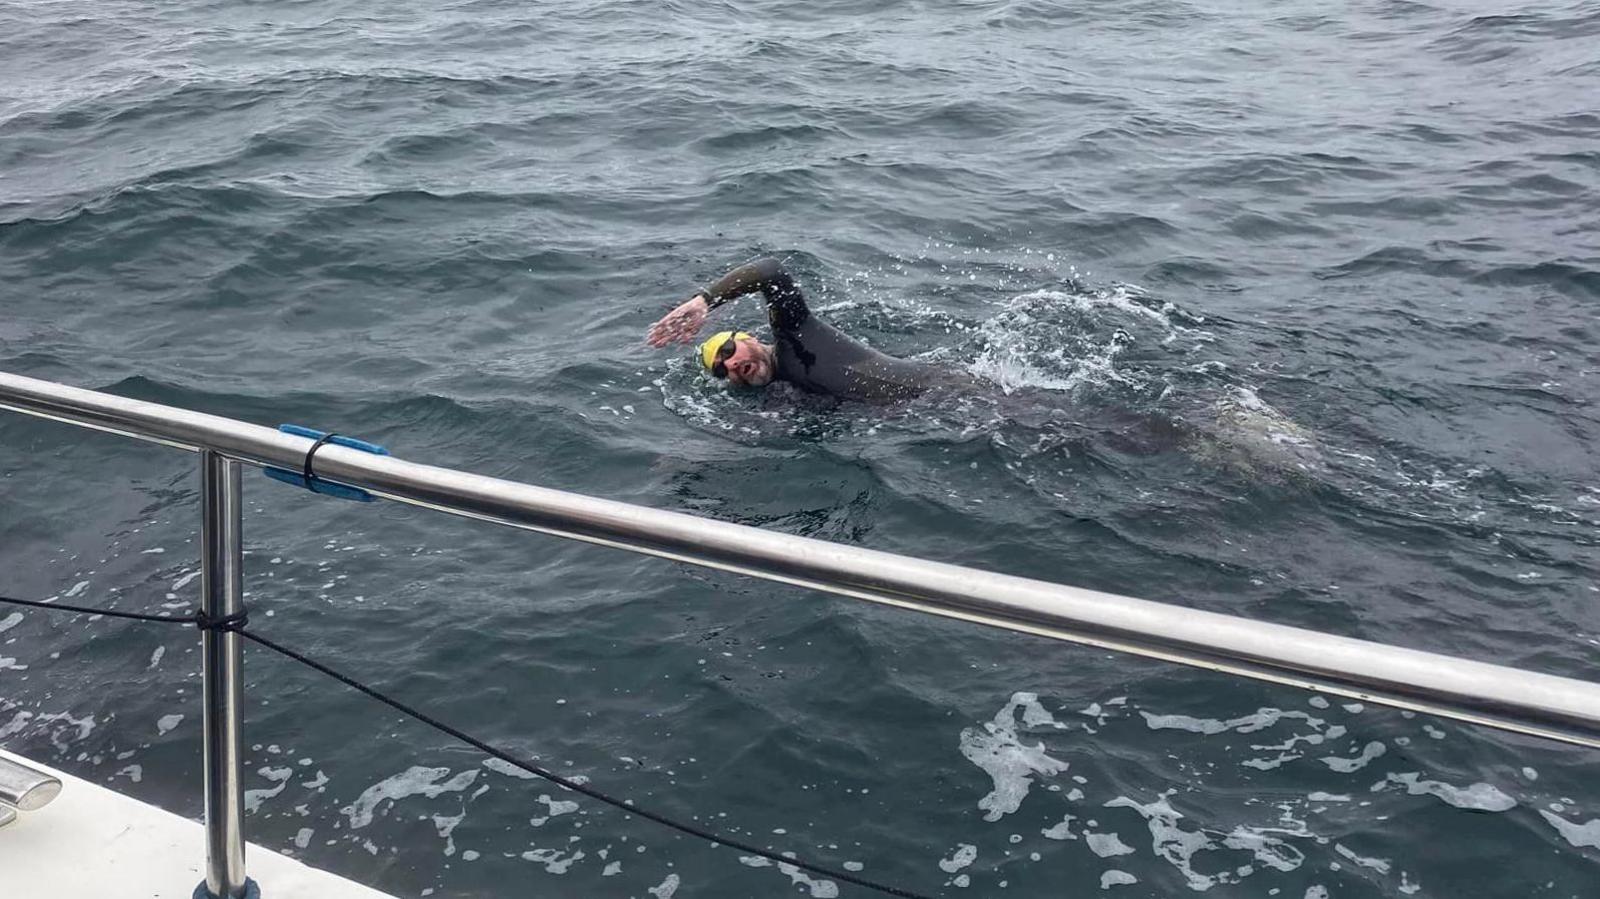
<box><xmin>700</xmin><ymin>256</ymin><xmax>809</xmax><ymax>332</ymax></box>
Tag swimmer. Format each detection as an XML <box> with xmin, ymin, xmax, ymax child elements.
<box><xmin>646</xmin><ymin>256</ymin><xmax>956</xmax><ymax>402</ymax></box>
<box><xmin>648</xmin><ymin>257</ymin><xmax>1319</xmax><ymax>471</ymax></box>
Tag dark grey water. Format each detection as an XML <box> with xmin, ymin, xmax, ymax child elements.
<box><xmin>3</xmin><ymin>0</ymin><xmax>1599</xmax><ymax>896</ymax></box>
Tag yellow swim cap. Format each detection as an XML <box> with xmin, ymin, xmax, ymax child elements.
<box><xmin>698</xmin><ymin>331</ymin><xmax>752</xmax><ymax>372</ymax></box>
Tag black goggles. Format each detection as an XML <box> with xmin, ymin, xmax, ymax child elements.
<box><xmin>710</xmin><ymin>333</ymin><xmax>740</xmax><ymax>379</ymax></box>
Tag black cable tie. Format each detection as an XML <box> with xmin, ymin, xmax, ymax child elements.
<box><xmin>262</xmin><ymin>426</ymin><xmax>387</xmax><ymax>502</ymax></box>
<box><xmin>302</xmin><ymin>432</ymin><xmax>339</xmax><ymax>489</ymax></box>
<box><xmin>193</xmin><ymin>608</ymin><xmax>250</xmax><ymax>633</ymax></box>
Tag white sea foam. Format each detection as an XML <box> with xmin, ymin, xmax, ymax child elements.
<box><xmin>1241</xmin><ymin>718</ymin><xmax>1348</xmax><ymax>771</ymax></box>
<box><xmin>1042</xmin><ymin>814</ymin><xmax>1078</xmax><ymax>840</ymax></box>
<box><xmin>1377</xmin><ymin>773</ymin><xmax>1515</xmax><ymax>812</ymax></box>
<box><xmin>520</xmin><ymin>847</ymin><xmax>584</xmax><ymax>874</ymax></box>
<box><xmin>0</xmin><ymin>711</ymin><xmax>33</xmax><ymax>739</ymax></box>
<box><xmin>1086</xmin><ymin>832</ymin><xmax>1135</xmax><ymax>858</ymax></box>
<box><xmin>1024</xmin><ymin>701</ymin><xmax>1069</xmax><ymax>729</ymax></box>
<box><xmin>532</xmin><ymin>793</ymin><xmax>579</xmax><ymax>824</ymax></box>
<box><xmin>1334</xmin><ymin>843</ymin><xmax>1391</xmax><ymax>873</ymax></box>
<box><xmin>1255</xmin><ymin>724</ymin><xmax>1344</xmax><ymax>753</ymax></box>
<box><xmin>244</xmin><ymin>766</ymin><xmax>293</xmax><ymax>813</ymax></box>
<box><xmin>1242</xmin><ymin>753</ymin><xmax>1301</xmax><ymax>771</ymax></box>
<box><xmin>1106</xmin><ymin>793</ymin><xmax>1304</xmax><ymax>890</ymax></box>
<box><xmin>483</xmin><ymin>757</ymin><xmax>538</xmax><ymax>779</ymax></box>
<box><xmin>1224</xmin><ymin>826</ymin><xmax>1305</xmax><ymax>872</ymax></box>
<box><xmin>1140</xmin><ymin>707</ymin><xmax>1322</xmax><ymax>736</ymax></box>
<box><xmin>156</xmin><ymin>713</ymin><xmax>183</xmax><ymax>736</ymax></box>
<box><xmin>432</xmin><ymin>811</ymin><xmax>464</xmax><ymax>856</ymax></box>
<box><xmin>777</xmin><ymin>862</ymin><xmax>839</xmax><ymax>898</ymax></box>
<box><xmin>938</xmin><ymin>843</ymin><xmax>978</xmax><ymax>873</ymax></box>
<box><xmin>738</xmin><ymin>855</ymin><xmax>839</xmax><ymax>897</ymax></box>
<box><xmin>0</xmin><ymin>612</ymin><xmax>23</xmax><ymax>634</ymax></box>
<box><xmin>1105</xmin><ymin>794</ymin><xmax>1220</xmax><ymax>891</ymax></box>
<box><xmin>959</xmin><ymin>692</ymin><xmax>1069</xmax><ymax>821</ymax></box>
<box><xmin>646</xmin><ymin>873</ymin><xmax>680</xmax><ymax>898</ymax></box>
<box><xmin>1538</xmin><ymin>810</ymin><xmax>1600</xmax><ymax>849</ymax></box>
<box><xmin>1320</xmin><ymin>741</ymin><xmax>1385</xmax><ymax>773</ymax></box>
<box><xmin>342</xmin><ymin>766</ymin><xmax>480</xmax><ymax>828</ymax></box>
<box><xmin>1100</xmin><ymin>870</ymin><xmax>1137</xmax><ymax>889</ymax></box>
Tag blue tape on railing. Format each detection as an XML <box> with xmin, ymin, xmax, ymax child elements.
<box><xmin>277</xmin><ymin>423</ymin><xmax>389</xmax><ymax>456</ymax></box>
<box><xmin>262</xmin><ymin>424</ymin><xmax>389</xmax><ymax>502</ymax></box>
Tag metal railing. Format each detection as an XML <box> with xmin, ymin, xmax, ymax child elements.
<box><xmin>3</xmin><ymin>369</ymin><xmax>1600</xmax><ymax>897</ymax></box>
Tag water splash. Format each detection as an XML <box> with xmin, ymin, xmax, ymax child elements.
<box><xmin>967</xmin><ymin>285</ymin><xmax>1212</xmax><ymax>397</ymax></box>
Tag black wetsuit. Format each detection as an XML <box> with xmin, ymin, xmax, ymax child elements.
<box><xmin>701</xmin><ymin>257</ymin><xmax>945</xmax><ymax>402</ymax></box>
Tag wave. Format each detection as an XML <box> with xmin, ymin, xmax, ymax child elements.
<box><xmin>1185</xmin><ymin>154</ymin><xmax>1387</xmax><ymax>192</ymax></box>
<box><xmin>1317</xmin><ymin>248</ymin><xmax>1600</xmax><ymax>300</ymax></box>
<box><xmin>1427</xmin><ymin>8</ymin><xmax>1600</xmax><ymax>63</ymax></box>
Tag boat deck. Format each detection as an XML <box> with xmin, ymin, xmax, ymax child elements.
<box><xmin>0</xmin><ymin>748</ymin><xmax>395</xmax><ymax>899</ymax></box>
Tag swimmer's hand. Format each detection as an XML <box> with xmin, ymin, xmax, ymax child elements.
<box><xmin>646</xmin><ymin>294</ymin><xmax>709</xmax><ymax>347</ymax></box>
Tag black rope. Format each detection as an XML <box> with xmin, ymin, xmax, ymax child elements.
<box><xmin>0</xmin><ymin>593</ymin><xmax>936</xmax><ymax>899</ymax></box>
<box><xmin>0</xmin><ymin>594</ymin><xmax>247</xmax><ymax>633</ymax></box>
<box><xmin>234</xmin><ymin>627</ymin><xmax>934</xmax><ymax>898</ymax></box>
<box><xmin>0</xmin><ymin>593</ymin><xmax>187</xmax><ymax>625</ymax></box>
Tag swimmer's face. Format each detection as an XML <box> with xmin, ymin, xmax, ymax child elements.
<box><xmin>722</xmin><ymin>337</ymin><xmax>775</xmax><ymax>387</ymax></box>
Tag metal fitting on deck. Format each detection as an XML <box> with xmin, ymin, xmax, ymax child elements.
<box><xmin>0</xmin><ymin>755</ymin><xmax>62</xmax><ymax>826</ymax></box>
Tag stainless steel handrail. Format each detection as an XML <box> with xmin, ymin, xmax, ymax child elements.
<box><xmin>4</xmin><ymin>369</ymin><xmax>1600</xmax><ymax>749</ymax></box>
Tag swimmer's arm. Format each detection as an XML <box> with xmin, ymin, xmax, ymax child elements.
<box><xmin>700</xmin><ymin>257</ymin><xmax>809</xmax><ymax>331</ymax></box>
<box><xmin>646</xmin><ymin>256</ymin><xmax>808</xmax><ymax>346</ymax></box>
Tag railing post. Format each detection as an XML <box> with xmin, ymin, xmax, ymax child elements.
<box><xmin>198</xmin><ymin>449</ymin><xmax>249</xmax><ymax>898</ymax></box>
